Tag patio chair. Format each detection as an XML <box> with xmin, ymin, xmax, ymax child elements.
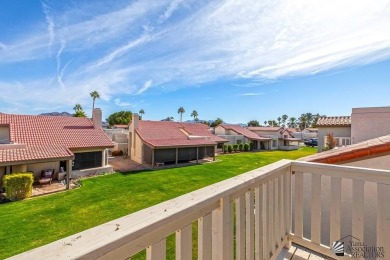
<box><xmin>39</xmin><ymin>169</ymin><xmax>54</xmax><ymax>186</ymax></box>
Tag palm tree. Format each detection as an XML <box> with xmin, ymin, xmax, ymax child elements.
<box><xmin>288</xmin><ymin>117</ymin><xmax>297</xmax><ymax>128</ymax></box>
<box><xmin>264</xmin><ymin>121</ymin><xmax>267</xmax><ymax>126</ymax></box>
<box><xmin>73</xmin><ymin>104</ymin><xmax>82</xmax><ymax>112</ymax></box>
<box><xmin>305</xmin><ymin>113</ymin><xmax>313</xmax><ymax>128</ymax></box>
<box><xmin>282</xmin><ymin>114</ymin><xmax>288</xmax><ymax>126</ymax></box>
<box><xmin>90</xmin><ymin>91</ymin><xmax>100</xmax><ymax>111</ymax></box>
<box><xmin>139</xmin><ymin>109</ymin><xmax>145</xmax><ymax>119</ymax></box>
<box><xmin>177</xmin><ymin>106</ymin><xmax>185</xmax><ymax>122</ymax></box>
<box><xmin>299</xmin><ymin>114</ymin><xmax>307</xmax><ymax>130</ymax></box>
<box><xmin>277</xmin><ymin>117</ymin><xmax>282</xmax><ymax>126</ymax></box>
<box><xmin>191</xmin><ymin>110</ymin><xmax>198</xmax><ymax>122</ymax></box>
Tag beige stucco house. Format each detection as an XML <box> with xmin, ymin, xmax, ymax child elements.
<box><xmin>214</xmin><ymin>124</ymin><xmax>272</xmax><ymax>150</ymax></box>
<box><xmin>128</xmin><ymin>115</ymin><xmax>227</xmax><ymax>168</ymax></box>
<box><xmin>247</xmin><ymin>126</ymin><xmax>301</xmax><ymax>150</ymax></box>
<box><xmin>0</xmin><ymin>109</ymin><xmax>114</xmax><ymax>188</ymax></box>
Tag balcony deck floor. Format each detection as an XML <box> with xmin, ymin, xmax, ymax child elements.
<box><xmin>278</xmin><ymin>244</ymin><xmax>333</xmax><ymax>260</ymax></box>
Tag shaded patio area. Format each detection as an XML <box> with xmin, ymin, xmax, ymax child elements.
<box><xmin>32</xmin><ymin>181</ymin><xmax>78</xmax><ymax>197</ymax></box>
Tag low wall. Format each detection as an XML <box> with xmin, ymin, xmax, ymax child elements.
<box><xmin>71</xmin><ymin>165</ymin><xmax>113</xmax><ymax>179</ymax></box>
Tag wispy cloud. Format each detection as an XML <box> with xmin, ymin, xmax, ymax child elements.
<box><xmin>239</xmin><ymin>93</ymin><xmax>265</xmax><ymax>96</ymax></box>
<box><xmin>114</xmin><ymin>98</ymin><xmax>132</xmax><ymax>107</ymax></box>
<box><xmin>137</xmin><ymin>80</ymin><xmax>153</xmax><ymax>95</ymax></box>
<box><xmin>1</xmin><ymin>0</ymin><xmax>390</xmax><ymax>114</ymax></box>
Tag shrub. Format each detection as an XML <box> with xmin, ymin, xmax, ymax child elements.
<box><xmin>233</xmin><ymin>144</ymin><xmax>239</xmax><ymax>152</ymax></box>
<box><xmin>228</xmin><ymin>145</ymin><xmax>233</xmax><ymax>153</ymax></box>
<box><xmin>249</xmin><ymin>142</ymin><xmax>254</xmax><ymax>150</ymax></box>
<box><xmin>244</xmin><ymin>143</ymin><xmax>250</xmax><ymax>151</ymax></box>
<box><xmin>112</xmin><ymin>150</ymin><xmax>124</xmax><ymax>156</ymax></box>
<box><xmin>223</xmin><ymin>144</ymin><xmax>228</xmax><ymax>154</ymax></box>
<box><xmin>238</xmin><ymin>143</ymin><xmax>244</xmax><ymax>151</ymax></box>
<box><xmin>3</xmin><ymin>173</ymin><xmax>34</xmax><ymax>201</ymax></box>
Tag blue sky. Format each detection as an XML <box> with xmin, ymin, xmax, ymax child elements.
<box><xmin>1</xmin><ymin>0</ymin><xmax>390</xmax><ymax>124</ymax></box>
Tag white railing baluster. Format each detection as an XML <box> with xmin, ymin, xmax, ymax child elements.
<box><xmin>236</xmin><ymin>195</ymin><xmax>246</xmax><ymax>260</ymax></box>
<box><xmin>285</xmin><ymin>168</ymin><xmax>292</xmax><ymax>248</ymax></box>
<box><xmin>146</xmin><ymin>238</ymin><xmax>166</xmax><ymax>260</ymax></box>
<box><xmin>294</xmin><ymin>172</ymin><xmax>304</xmax><ymax>238</ymax></box>
<box><xmin>176</xmin><ymin>224</ymin><xmax>192</xmax><ymax>260</ymax></box>
<box><xmin>198</xmin><ymin>213</ymin><xmax>212</xmax><ymax>260</ymax></box>
<box><xmin>311</xmin><ymin>173</ymin><xmax>321</xmax><ymax>245</ymax></box>
<box><xmin>330</xmin><ymin>177</ymin><xmax>341</xmax><ymax>246</ymax></box>
<box><xmin>377</xmin><ymin>183</ymin><xmax>390</xmax><ymax>255</ymax></box>
<box><xmin>274</xmin><ymin>177</ymin><xmax>279</xmax><ymax>250</ymax></box>
<box><xmin>212</xmin><ymin>197</ymin><xmax>233</xmax><ymax>260</ymax></box>
<box><xmin>269</xmin><ymin>179</ymin><xmax>274</xmax><ymax>255</ymax></box>
<box><xmin>246</xmin><ymin>190</ymin><xmax>255</xmax><ymax>260</ymax></box>
<box><xmin>279</xmin><ymin>174</ymin><xmax>285</xmax><ymax>243</ymax></box>
<box><xmin>255</xmin><ymin>186</ymin><xmax>263</xmax><ymax>260</ymax></box>
<box><xmin>352</xmin><ymin>180</ymin><xmax>364</xmax><ymax>242</ymax></box>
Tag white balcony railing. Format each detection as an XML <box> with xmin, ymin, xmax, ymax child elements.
<box><xmin>10</xmin><ymin>160</ymin><xmax>390</xmax><ymax>260</ymax></box>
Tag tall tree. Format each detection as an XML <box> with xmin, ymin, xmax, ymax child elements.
<box><xmin>162</xmin><ymin>116</ymin><xmax>174</xmax><ymax>121</ymax></box>
<box><xmin>73</xmin><ymin>104</ymin><xmax>86</xmax><ymax>117</ymax></box>
<box><xmin>139</xmin><ymin>109</ymin><xmax>145</xmax><ymax>119</ymax></box>
<box><xmin>305</xmin><ymin>112</ymin><xmax>313</xmax><ymax>128</ymax></box>
<box><xmin>210</xmin><ymin>118</ymin><xmax>223</xmax><ymax>127</ymax></box>
<box><xmin>90</xmin><ymin>91</ymin><xmax>100</xmax><ymax>112</ymax></box>
<box><xmin>282</xmin><ymin>114</ymin><xmax>288</xmax><ymax>126</ymax></box>
<box><xmin>277</xmin><ymin>117</ymin><xmax>282</xmax><ymax>126</ymax></box>
<box><xmin>287</xmin><ymin>117</ymin><xmax>297</xmax><ymax>128</ymax></box>
<box><xmin>298</xmin><ymin>114</ymin><xmax>307</xmax><ymax>130</ymax></box>
<box><xmin>106</xmin><ymin>111</ymin><xmax>132</xmax><ymax>126</ymax></box>
<box><xmin>177</xmin><ymin>106</ymin><xmax>185</xmax><ymax>122</ymax></box>
<box><xmin>247</xmin><ymin>120</ymin><xmax>260</xmax><ymax>127</ymax></box>
<box><xmin>190</xmin><ymin>110</ymin><xmax>198</xmax><ymax>121</ymax></box>
<box><xmin>264</xmin><ymin>121</ymin><xmax>267</xmax><ymax>126</ymax></box>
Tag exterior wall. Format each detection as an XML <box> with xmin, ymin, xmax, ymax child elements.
<box><xmin>214</xmin><ymin>126</ymin><xmax>226</xmax><ymax>135</ymax></box>
<box><xmin>351</xmin><ymin>107</ymin><xmax>390</xmax><ymax>143</ymax></box>
<box><xmin>0</xmin><ymin>126</ymin><xmax>10</xmax><ymax>143</ymax></box>
<box><xmin>292</xmin><ymin>131</ymin><xmax>317</xmax><ymax>140</ymax></box>
<box><xmin>0</xmin><ymin>167</ymin><xmax>4</xmax><ymax>187</ymax></box>
<box><xmin>317</xmin><ymin>126</ymin><xmax>351</xmax><ymax>152</ymax></box>
<box><xmin>217</xmin><ymin>135</ymin><xmax>246</xmax><ymax>145</ymax></box>
<box><xmin>27</xmin><ymin>161</ymin><xmax>60</xmax><ymax>179</ymax></box>
<box><xmin>131</xmin><ymin>133</ymin><xmax>143</xmax><ymax>164</ymax></box>
<box><xmin>71</xmin><ymin>165</ymin><xmax>113</xmax><ymax>178</ymax></box>
<box><xmin>341</xmin><ymin>154</ymin><xmax>390</xmax><ymax>171</ymax></box>
<box><xmin>12</xmin><ymin>164</ymin><xmax>27</xmax><ymax>173</ymax></box>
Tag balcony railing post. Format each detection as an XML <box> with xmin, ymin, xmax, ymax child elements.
<box><xmin>212</xmin><ymin>196</ymin><xmax>233</xmax><ymax>260</ymax></box>
<box><xmin>285</xmin><ymin>168</ymin><xmax>292</xmax><ymax>249</ymax></box>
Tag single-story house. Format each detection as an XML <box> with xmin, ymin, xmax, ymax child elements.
<box><xmin>291</xmin><ymin>128</ymin><xmax>318</xmax><ymax>140</ymax></box>
<box><xmin>0</xmin><ymin>108</ymin><xmax>114</xmax><ymax>188</ymax></box>
<box><xmin>316</xmin><ymin>116</ymin><xmax>352</xmax><ymax>152</ymax></box>
<box><xmin>214</xmin><ymin>124</ymin><xmax>271</xmax><ymax>150</ymax></box>
<box><xmin>247</xmin><ymin>126</ymin><xmax>301</xmax><ymax>150</ymax></box>
<box><xmin>129</xmin><ymin>114</ymin><xmax>227</xmax><ymax>167</ymax></box>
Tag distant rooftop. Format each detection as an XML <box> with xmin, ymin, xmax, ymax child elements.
<box><xmin>316</xmin><ymin>116</ymin><xmax>351</xmax><ymax>127</ymax></box>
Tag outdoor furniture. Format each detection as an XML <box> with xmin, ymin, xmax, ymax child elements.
<box><xmin>39</xmin><ymin>169</ymin><xmax>54</xmax><ymax>186</ymax></box>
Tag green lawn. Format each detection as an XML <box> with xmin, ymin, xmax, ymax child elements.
<box><xmin>0</xmin><ymin>147</ymin><xmax>315</xmax><ymax>259</ymax></box>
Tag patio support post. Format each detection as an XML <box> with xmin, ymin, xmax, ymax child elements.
<box><xmin>152</xmin><ymin>149</ymin><xmax>155</xmax><ymax>169</ymax></box>
<box><xmin>66</xmin><ymin>160</ymin><xmax>72</xmax><ymax>190</ymax></box>
<box><xmin>175</xmin><ymin>148</ymin><xmax>178</xmax><ymax>166</ymax></box>
<box><xmin>213</xmin><ymin>146</ymin><xmax>215</xmax><ymax>161</ymax></box>
<box><xmin>196</xmin><ymin>147</ymin><xmax>199</xmax><ymax>164</ymax></box>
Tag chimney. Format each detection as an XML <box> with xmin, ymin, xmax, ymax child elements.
<box><xmin>92</xmin><ymin>108</ymin><xmax>102</xmax><ymax>129</ymax></box>
<box><xmin>132</xmin><ymin>113</ymin><xmax>139</xmax><ymax>130</ymax></box>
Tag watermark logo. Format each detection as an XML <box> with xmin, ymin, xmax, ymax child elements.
<box><xmin>331</xmin><ymin>241</ymin><xmax>344</xmax><ymax>256</ymax></box>
<box><xmin>331</xmin><ymin>235</ymin><xmax>385</xmax><ymax>258</ymax></box>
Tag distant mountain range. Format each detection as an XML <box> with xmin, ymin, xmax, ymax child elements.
<box><xmin>39</xmin><ymin>112</ymin><xmax>73</xmax><ymax>117</ymax></box>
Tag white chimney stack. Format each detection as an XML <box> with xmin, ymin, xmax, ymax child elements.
<box><xmin>92</xmin><ymin>108</ymin><xmax>102</xmax><ymax>129</ymax></box>
<box><xmin>132</xmin><ymin>113</ymin><xmax>139</xmax><ymax>130</ymax></box>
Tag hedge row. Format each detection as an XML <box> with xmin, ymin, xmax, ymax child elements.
<box><xmin>223</xmin><ymin>143</ymin><xmax>252</xmax><ymax>153</ymax></box>
<box><xmin>3</xmin><ymin>172</ymin><xmax>34</xmax><ymax>201</ymax></box>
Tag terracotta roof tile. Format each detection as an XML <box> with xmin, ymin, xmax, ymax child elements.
<box><xmin>220</xmin><ymin>125</ymin><xmax>271</xmax><ymax>140</ymax></box>
<box><xmin>0</xmin><ymin>113</ymin><xmax>114</xmax><ymax>149</ymax></box>
<box><xmin>0</xmin><ymin>145</ymin><xmax>73</xmax><ymax>164</ymax></box>
<box><xmin>299</xmin><ymin>134</ymin><xmax>390</xmax><ymax>163</ymax></box>
<box><xmin>316</xmin><ymin>116</ymin><xmax>351</xmax><ymax>126</ymax></box>
<box><xmin>136</xmin><ymin>121</ymin><xmax>225</xmax><ymax>148</ymax></box>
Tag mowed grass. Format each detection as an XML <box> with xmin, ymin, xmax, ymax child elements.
<box><xmin>0</xmin><ymin>147</ymin><xmax>315</xmax><ymax>258</ymax></box>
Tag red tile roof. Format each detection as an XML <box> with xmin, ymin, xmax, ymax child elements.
<box><xmin>299</xmin><ymin>134</ymin><xmax>390</xmax><ymax>164</ymax></box>
<box><xmin>0</xmin><ymin>114</ymin><xmax>114</xmax><ymax>149</ymax></box>
<box><xmin>0</xmin><ymin>145</ymin><xmax>73</xmax><ymax>165</ymax></box>
<box><xmin>220</xmin><ymin>125</ymin><xmax>271</xmax><ymax>140</ymax></box>
<box><xmin>180</xmin><ymin>123</ymin><xmax>228</xmax><ymax>143</ymax></box>
<box><xmin>136</xmin><ymin>121</ymin><xmax>224</xmax><ymax>148</ymax></box>
<box><xmin>316</xmin><ymin>116</ymin><xmax>351</xmax><ymax>127</ymax></box>
<box><xmin>247</xmin><ymin>126</ymin><xmax>282</xmax><ymax>132</ymax></box>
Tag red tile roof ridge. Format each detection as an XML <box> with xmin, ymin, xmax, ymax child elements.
<box><xmin>299</xmin><ymin>134</ymin><xmax>390</xmax><ymax>164</ymax></box>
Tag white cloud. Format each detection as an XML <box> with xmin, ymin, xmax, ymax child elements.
<box><xmin>114</xmin><ymin>98</ymin><xmax>131</xmax><ymax>107</ymax></box>
<box><xmin>41</xmin><ymin>1</ymin><xmax>55</xmax><ymax>52</ymax></box>
<box><xmin>137</xmin><ymin>80</ymin><xmax>153</xmax><ymax>94</ymax></box>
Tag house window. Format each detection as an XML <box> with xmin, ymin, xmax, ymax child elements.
<box><xmin>237</xmin><ymin>140</ymin><xmax>242</xmax><ymax>144</ymax></box>
<box><xmin>272</xmin><ymin>140</ymin><xmax>277</xmax><ymax>147</ymax></box>
<box><xmin>73</xmin><ymin>151</ymin><xmax>102</xmax><ymax>170</ymax></box>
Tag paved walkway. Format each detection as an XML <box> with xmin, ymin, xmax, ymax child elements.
<box><xmin>108</xmin><ymin>156</ymin><xmax>147</xmax><ymax>172</ymax></box>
